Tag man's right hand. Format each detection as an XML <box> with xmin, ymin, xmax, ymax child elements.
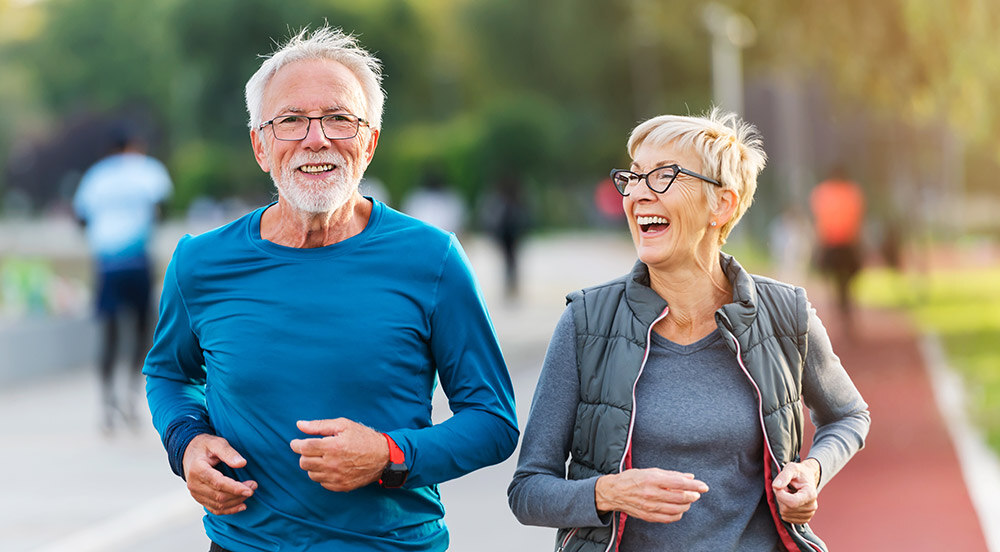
<box><xmin>182</xmin><ymin>434</ymin><xmax>258</xmax><ymax>515</ymax></box>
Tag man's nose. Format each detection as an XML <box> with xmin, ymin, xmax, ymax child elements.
<box><xmin>301</xmin><ymin>119</ymin><xmax>331</xmax><ymax>150</ymax></box>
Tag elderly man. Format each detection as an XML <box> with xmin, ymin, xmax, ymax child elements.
<box><xmin>144</xmin><ymin>27</ymin><xmax>518</xmax><ymax>552</ymax></box>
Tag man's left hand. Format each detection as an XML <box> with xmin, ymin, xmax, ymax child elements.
<box><xmin>772</xmin><ymin>458</ymin><xmax>821</xmax><ymax>524</ymax></box>
<box><xmin>290</xmin><ymin>418</ymin><xmax>390</xmax><ymax>492</ymax></box>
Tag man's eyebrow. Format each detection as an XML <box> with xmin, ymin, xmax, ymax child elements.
<box><xmin>274</xmin><ymin>105</ymin><xmax>352</xmax><ymax>115</ymax></box>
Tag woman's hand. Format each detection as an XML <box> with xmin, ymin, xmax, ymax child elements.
<box><xmin>772</xmin><ymin>458</ymin><xmax>821</xmax><ymax>524</ymax></box>
<box><xmin>594</xmin><ymin>468</ymin><xmax>708</xmax><ymax>524</ymax></box>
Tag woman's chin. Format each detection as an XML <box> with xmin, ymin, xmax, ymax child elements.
<box><xmin>635</xmin><ymin>245</ymin><xmax>672</xmax><ymax>268</ymax></box>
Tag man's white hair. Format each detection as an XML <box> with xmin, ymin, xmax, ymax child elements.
<box><xmin>627</xmin><ymin>108</ymin><xmax>767</xmax><ymax>245</ymax></box>
<box><xmin>245</xmin><ymin>26</ymin><xmax>385</xmax><ymax>131</ymax></box>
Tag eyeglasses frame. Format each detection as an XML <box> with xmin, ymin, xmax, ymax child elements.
<box><xmin>609</xmin><ymin>164</ymin><xmax>722</xmax><ymax>196</ymax></box>
<box><xmin>258</xmin><ymin>113</ymin><xmax>370</xmax><ymax>141</ymax></box>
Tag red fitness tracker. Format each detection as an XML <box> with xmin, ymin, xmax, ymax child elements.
<box><xmin>379</xmin><ymin>433</ymin><xmax>408</xmax><ymax>488</ymax></box>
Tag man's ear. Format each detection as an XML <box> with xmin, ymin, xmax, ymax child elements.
<box><xmin>251</xmin><ymin>129</ymin><xmax>271</xmax><ymax>173</ymax></box>
<box><xmin>363</xmin><ymin>128</ymin><xmax>380</xmax><ymax>164</ymax></box>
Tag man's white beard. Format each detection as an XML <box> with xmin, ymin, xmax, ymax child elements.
<box><xmin>271</xmin><ymin>154</ymin><xmax>359</xmax><ymax>214</ymax></box>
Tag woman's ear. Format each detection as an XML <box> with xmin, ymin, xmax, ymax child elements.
<box><xmin>714</xmin><ymin>188</ymin><xmax>739</xmax><ymax>225</ymax></box>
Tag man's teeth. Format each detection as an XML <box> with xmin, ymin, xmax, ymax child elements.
<box><xmin>636</xmin><ymin>215</ymin><xmax>669</xmax><ymax>226</ymax></box>
<box><xmin>299</xmin><ymin>164</ymin><xmax>334</xmax><ymax>174</ymax></box>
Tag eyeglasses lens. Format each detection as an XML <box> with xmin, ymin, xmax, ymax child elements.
<box><xmin>272</xmin><ymin>116</ymin><xmax>358</xmax><ymax>140</ymax></box>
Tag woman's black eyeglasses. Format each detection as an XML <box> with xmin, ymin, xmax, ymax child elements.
<box><xmin>610</xmin><ymin>165</ymin><xmax>721</xmax><ymax>196</ymax></box>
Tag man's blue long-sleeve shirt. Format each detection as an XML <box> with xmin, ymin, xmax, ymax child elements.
<box><xmin>144</xmin><ymin>200</ymin><xmax>518</xmax><ymax>551</ymax></box>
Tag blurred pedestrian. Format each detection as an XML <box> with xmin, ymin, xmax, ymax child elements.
<box><xmin>73</xmin><ymin>130</ymin><xmax>172</xmax><ymax>433</ymax></box>
<box><xmin>593</xmin><ymin>175</ymin><xmax>625</xmax><ymax>223</ymax></box>
<box><xmin>810</xmin><ymin>166</ymin><xmax>865</xmax><ymax>337</ymax></box>
<box><xmin>482</xmin><ymin>173</ymin><xmax>530</xmax><ymax>300</ymax></box>
<box><xmin>402</xmin><ymin>169</ymin><xmax>466</xmax><ymax>236</ymax></box>
<box><xmin>768</xmin><ymin>203</ymin><xmax>811</xmax><ymax>285</ymax></box>
<box><xmin>143</xmin><ymin>26</ymin><xmax>517</xmax><ymax>552</ymax></box>
<box><xmin>508</xmin><ymin>109</ymin><xmax>870</xmax><ymax>552</ymax></box>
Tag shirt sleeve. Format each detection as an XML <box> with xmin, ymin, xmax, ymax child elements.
<box><xmin>384</xmin><ymin>236</ymin><xmax>519</xmax><ymax>488</ymax></box>
<box><xmin>801</xmin><ymin>299</ymin><xmax>872</xmax><ymax>491</ymax></box>
<box><xmin>143</xmin><ymin>237</ymin><xmax>214</xmax><ymax>478</ymax></box>
<box><xmin>507</xmin><ymin>306</ymin><xmax>610</xmax><ymax>529</ymax></box>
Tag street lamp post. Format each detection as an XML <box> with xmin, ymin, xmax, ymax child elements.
<box><xmin>701</xmin><ymin>3</ymin><xmax>756</xmax><ymax>115</ymax></box>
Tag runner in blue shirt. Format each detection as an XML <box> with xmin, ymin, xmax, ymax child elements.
<box><xmin>144</xmin><ymin>27</ymin><xmax>518</xmax><ymax>552</ymax></box>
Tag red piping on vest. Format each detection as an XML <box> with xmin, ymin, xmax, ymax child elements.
<box><xmin>605</xmin><ymin>306</ymin><xmax>671</xmax><ymax>552</ymax></box>
<box><xmin>730</xmin><ymin>337</ymin><xmax>820</xmax><ymax>552</ymax></box>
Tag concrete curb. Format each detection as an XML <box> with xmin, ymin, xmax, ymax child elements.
<box><xmin>921</xmin><ymin>333</ymin><xmax>1000</xmax><ymax>552</ymax></box>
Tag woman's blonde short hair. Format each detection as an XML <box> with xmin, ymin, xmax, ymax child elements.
<box><xmin>627</xmin><ymin>108</ymin><xmax>767</xmax><ymax>245</ymax></box>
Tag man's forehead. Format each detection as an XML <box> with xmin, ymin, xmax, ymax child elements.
<box><xmin>262</xmin><ymin>58</ymin><xmax>367</xmax><ymax>116</ymax></box>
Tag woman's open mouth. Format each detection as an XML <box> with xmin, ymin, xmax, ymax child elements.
<box><xmin>636</xmin><ymin>215</ymin><xmax>670</xmax><ymax>234</ymax></box>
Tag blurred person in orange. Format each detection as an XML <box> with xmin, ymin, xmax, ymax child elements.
<box><xmin>809</xmin><ymin>167</ymin><xmax>865</xmax><ymax>337</ymax></box>
<box><xmin>508</xmin><ymin>109</ymin><xmax>870</xmax><ymax>552</ymax></box>
<box><xmin>73</xmin><ymin>130</ymin><xmax>172</xmax><ymax>434</ymax></box>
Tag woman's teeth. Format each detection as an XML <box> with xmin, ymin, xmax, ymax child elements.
<box><xmin>636</xmin><ymin>215</ymin><xmax>668</xmax><ymax>226</ymax></box>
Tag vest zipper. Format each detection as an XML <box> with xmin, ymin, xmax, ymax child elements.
<box><xmin>602</xmin><ymin>306</ymin><xmax>671</xmax><ymax>552</ymax></box>
<box><xmin>729</xmin><ymin>337</ymin><xmax>822</xmax><ymax>552</ymax></box>
<box><xmin>557</xmin><ymin>528</ymin><xmax>579</xmax><ymax>551</ymax></box>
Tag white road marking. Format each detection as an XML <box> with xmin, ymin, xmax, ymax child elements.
<box><xmin>922</xmin><ymin>334</ymin><xmax>1000</xmax><ymax>552</ymax></box>
<box><xmin>33</xmin><ymin>489</ymin><xmax>200</xmax><ymax>552</ymax></box>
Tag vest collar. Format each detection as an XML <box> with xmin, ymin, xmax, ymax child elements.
<box><xmin>716</xmin><ymin>252</ymin><xmax>758</xmax><ymax>334</ymax></box>
<box><xmin>623</xmin><ymin>254</ymin><xmax>759</xmax><ymax>333</ymax></box>
<box><xmin>625</xmin><ymin>260</ymin><xmax>668</xmax><ymax>324</ymax></box>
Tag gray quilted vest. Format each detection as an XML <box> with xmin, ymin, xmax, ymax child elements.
<box><xmin>556</xmin><ymin>254</ymin><xmax>827</xmax><ymax>552</ymax></box>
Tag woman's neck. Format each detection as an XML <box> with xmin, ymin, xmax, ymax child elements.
<box><xmin>647</xmin><ymin>251</ymin><xmax>732</xmax><ymax>345</ymax></box>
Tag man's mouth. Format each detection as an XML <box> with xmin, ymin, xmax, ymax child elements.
<box><xmin>298</xmin><ymin>163</ymin><xmax>336</xmax><ymax>174</ymax></box>
<box><xmin>636</xmin><ymin>215</ymin><xmax>670</xmax><ymax>233</ymax></box>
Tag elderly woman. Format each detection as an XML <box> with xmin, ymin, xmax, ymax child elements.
<box><xmin>508</xmin><ymin>110</ymin><xmax>870</xmax><ymax>552</ymax></box>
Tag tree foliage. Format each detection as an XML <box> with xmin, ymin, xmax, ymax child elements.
<box><xmin>1</xmin><ymin>0</ymin><xmax>997</xmax><ymax>223</ymax></box>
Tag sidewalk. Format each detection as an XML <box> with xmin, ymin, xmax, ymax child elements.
<box><xmin>804</xmin><ymin>292</ymin><xmax>992</xmax><ymax>551</ymax></box>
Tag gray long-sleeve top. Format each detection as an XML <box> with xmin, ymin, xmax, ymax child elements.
<box><xmin>508</xmin><ymin>305</ymin><xmax>870</xmax><ymax>550</ymax></box>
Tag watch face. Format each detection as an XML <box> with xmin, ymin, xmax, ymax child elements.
<box><xmin>381</xmin><ymin>463</ymin><xmax>408</xmax><ymax>488</ymax></box>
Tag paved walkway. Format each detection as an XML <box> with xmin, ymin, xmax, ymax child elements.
<box><xmin>1</xmin><ymin>231</ymin><xmax>994</xmax><ymax>551</ymax></box>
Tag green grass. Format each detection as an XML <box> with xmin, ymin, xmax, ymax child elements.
<box><xmin>855</xmin><ymin>266</ymin><xmax>1000</xmax><ymax>454</ymax></box>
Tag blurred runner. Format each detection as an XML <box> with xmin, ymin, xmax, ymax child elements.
<box><xmin>768</xmin><ymin>203</ymin><xmax>812</xmax><ymax>285</ymax></box>
<box><xmin>402</xmin><ymin>169</ymin><xmax>466</xmax><ymax>237</ymax></box>
<box><xmin>810</xmin><ymin>166</ymin><xmax>865</xmax><ymax>338</ymax></box>
<box><xmin>73</xmin><ymin>129</ymin><xmax>172</xmax><ymax>433</ymax></box>
<box><xmin>481</xmin><ymin>173</ymin><xmax>531</xmax><ymax>300</ymax></box>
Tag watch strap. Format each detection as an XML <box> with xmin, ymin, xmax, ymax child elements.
<box><xmin>379</xmin><ymin>433</ymin><xmax>408</xmax><ymax>488</ymax></box>
<box><xmin>383</xmin><ymin>433</ymin><xmax>405</xmax><ymax>464</ymax></box>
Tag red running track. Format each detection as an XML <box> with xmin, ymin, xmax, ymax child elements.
<box><xmin>804</xmin><ymin>301</ymin><xmax>989</xmax><ymax>551</ymax></box>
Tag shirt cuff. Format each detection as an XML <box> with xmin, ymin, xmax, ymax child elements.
<box><xmin>163</xmin><ymin>414</ymin><xmax>215</xmax><ymax>480</ymax></box>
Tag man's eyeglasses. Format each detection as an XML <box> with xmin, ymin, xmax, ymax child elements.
<box><xmin>610</xmin><ymin>165</ymin><xmax>721</xmax><ymax>196</ymax></box>
<box><xmin>259</xmin><ymin>113</ymin><xmax>370</xmax><ymax>141</ymax></box>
